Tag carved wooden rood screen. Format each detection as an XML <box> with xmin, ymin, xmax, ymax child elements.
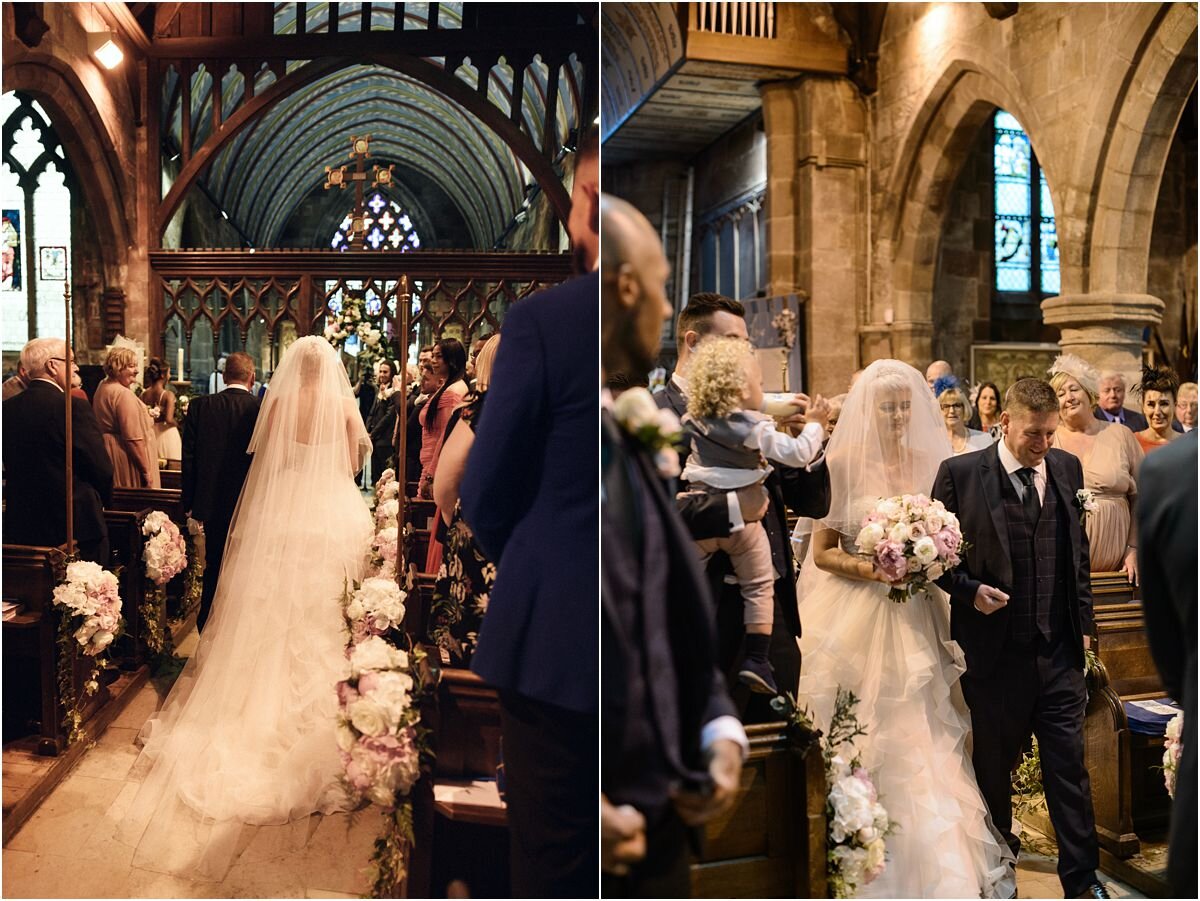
<box><xmin>150</xmin><ymin>250</ymin><xmax>573</xmax><ymax>383</ymax></box>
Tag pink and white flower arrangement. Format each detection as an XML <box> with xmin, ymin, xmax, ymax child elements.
<box><xmin>345</xmin><ymin>577</ymin><xmax>407</xmax><ymax>641</ymax></box>
<box><xmin>371</xmin><ymin>526</ymin><xmax>399</xmax><ymax>577</ymax></box>
<box><xmin>142</xmin><ymin>510</ymin><xmax>188</xmax><ymax>585</ymax></box>
<box><xmin>856</xmin><ymin>493</ymin><xmax>964</xmax><ymax>603</ymax></box>
<box><xmin>1163</xmin><ymin>711</ymin><xmax>1183</xmax><ymax>799</ymax></box>
<box><xmin>336</xmin><ymin>635</ymin><xmax>421</xmax><ymax>810</ymax></box>
<box><xmin>824</xmin><ymin>688</ymin><xmax>893</xmax><ymax>898</ymax></box>
<box><xmin>375</xmin><ymin>497</ymin><xmax>400</xmax><ymax>532</ymax></box>
<box><xmin>52</xmin><ymin>560</ymin><xmax>123</xmax><ymax>656</ymax></box>
<box><xmin>612</xmin><ymin>386</ymin><xmax>684</xmax><ymax>478</ymax></box>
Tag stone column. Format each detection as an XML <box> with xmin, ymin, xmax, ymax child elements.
<box><xmin>760</xmin><ymin>76</ymin><xmax>867</xmax><ymax>397</ymax></box>
<box><xmin>1041</xmin><ymin>293</ymin><xmax>1165</xmax><ymax>387</ymax></box>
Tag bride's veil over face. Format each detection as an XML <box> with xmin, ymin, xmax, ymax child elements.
<box><xmin>245</xmin><ymin>336</ymin><xmax>370</xmax><ymax>476</ymax></box>
<box><xmin>818</xmin><ymin>359</ymin><xmax>953</xmax><ymax>537</ymax></box>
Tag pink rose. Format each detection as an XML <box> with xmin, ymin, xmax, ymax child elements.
<box><xmin>358</xmin><ymin>672</ymin><xmax>380</xmax><ymax>695</ymax></box>
<box><xmin>350</xmin><ymin>618</ymin><xmax>371</xmax><ymax>644</ymax></box>
<box><xmin>932</xmin><ymin>527</ymin><xmax>960</xmax><ymax>559</ymax></box>
<box><xmin>874</xmin><ymin>540</ymin><xmax>908</xmax><ymax>582</ymax></box>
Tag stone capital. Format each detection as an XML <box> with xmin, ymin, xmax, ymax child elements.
<box><xmin>1040</xmin><ymin>293</ymin><xmax>1165</xmax><ymax>385</ymax></box>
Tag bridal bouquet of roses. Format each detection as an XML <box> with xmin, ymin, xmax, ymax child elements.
<box><xmin>335</xmin><ymin>636</ymin><xmax>421</xmax><ymax>809</ymax></box>
<box><xmin>1163</xmin><ymin>711</ymin><xmax>1183</xmax><ymax>799</ymax></box>
<box><xmin>52</xmin><ymin>559</ymin><xmax>123</xmax><ymax>656</ymax></box>
<box><xmin>855</xmin><ymin>494</ymin><xmax>964</xmax><ymax>603</ymax></box>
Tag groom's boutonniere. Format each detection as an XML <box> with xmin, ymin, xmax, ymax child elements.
<box><xmin>1074</xmin><ymin>488</ymin><xmax>1098</xmax><ymax>526</ymax></box>
<box><xmin>612</xmin><ymin>387</ymin><xmax>684</xmax><ymax>479</ymax></box>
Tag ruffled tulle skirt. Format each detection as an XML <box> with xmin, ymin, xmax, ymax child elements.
<box><xmin>116</xmin><ymin>469</ymin><xmax>373</xmax><ymax>881</ymax></box>
<box><xmin>796</xmin><ymin>559</ymin><xmax>1015</xmax><ymax>899</ymax></box>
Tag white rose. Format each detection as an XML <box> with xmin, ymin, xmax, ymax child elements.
<box><xmin>1166</xmin><ymin>713</ymin><xmax>1183</xmax><ymax>743</ymax></box>
<box><xmin>91</xmin><ymin>630</ymin><xmax>115</xmax><ymax>652</ymax></box>
<box><xmin>856</xmin><ymin>522</ymin><xmax>886</xmax><ymax>553</ymax></box>
<box><xmin>923</xmin><ymin>512</ymin><xmax>944</xmax><ymax>533</ymax></box>
<box><xmin>612</xmin><ymin>387</ymin><xmax>659</xmax><ymax>431</ymax></box>
<box><xmin>346</xmin><ymin>597</ymin><xmax>366</xmax><ymax>621</ymax></box>
<box><xmin>878</xmin><ymin>499</ymin><xmax>903</xmax><ymax>522</ymax></box>
<box><xmin>926</xmin><ymin>562</ymin><xmax>945</xmax><ymax>581</ymax></box>
<box><xmin>347</xmin><ymin>698</ymin><xmax>393</xmax><ymax>736</ymax></box>
<box><xmin>888</xmin><ymin>522</ymin><xmax>908</xmax><ymax>544</ymax></box>
<box><xmin>913</xmin><ymin>536</ymin><xmax>938</xmax><ymax>566</ymax></box>
<box><xmin>362</xmin><ymin>670</ymin><xmax>413</xmax><ymax>721</ymax></box>
<box><xmin>905</xmin><ymin>521</ymin><xmax>927</xmax><ymax>541</ymax></box>
<box><xmin>349</xmin><ymin>636</ymin><xmax>408</xmax><ymax>676</ymax></box>
<box><xmin>866</xmin><ymin>836</ymin><xmax>887</xmax><ymax>873</ymax></box>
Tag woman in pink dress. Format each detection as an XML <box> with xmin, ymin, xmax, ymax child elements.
<box><xmin>419</xmin><ymin>338</ymin><xmax>468</xmax><ymax>572</ymax></box>
<box><xmin>92</xmin><ymin>347</ymin><xmax>160</xmax><ymax>489</ymax></box>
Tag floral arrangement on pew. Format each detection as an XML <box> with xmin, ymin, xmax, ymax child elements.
<box><xmin>176</xmin><ymin>517</ymin><xmax>205</xmax><ymax>624</ymax></box>
<box><xmin>51</xmin><ymin>558</ymin><xmax>125</xmax><ymax>744</ymax></box>
<box><xmin>855</xmin><ymin>494</ymin><xmax>965</xmax><ymax>603</ymax></box>
<box><xmin>773</xmin><ymin>688</ymin><xmax>893</xmax><ymax>898</ymax></box>
<box><xmin>324</xmin><ymin>292</ymin><xmax>386</xmax><ymax>372</ymax></box>
<box><xmin>1163</xmin><ymin>711</ymin><xmax>1183</xmax><ymax>799</ymax></box>
<box><xmin>140</xmin><ymin>511</ymin><xmax>188</xmax><ymax>658</ymax></box>
<box><xmin>337</xmin><ymin>465</ymin><xmax>430</xmax><ymax>898</ymax></box>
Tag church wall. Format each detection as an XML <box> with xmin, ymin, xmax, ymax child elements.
<box><xmin>693</xmin><ymin>113</ymin><xmax>766</xmax><ymax>222</ymax></box>
<box><xmin>1146</xmin><ymin>96</ymin><xmax>1198</xmax><ymax>379</ymax></box>
<box><xmin>2</xmin><ymin>3</ymin><xmax>145</xmax><ymax>356</ymax></box>
<box><xmin>868</xmin><ymin>2</ymin><xmax>1197</xmax><ymax>379</ymax></box>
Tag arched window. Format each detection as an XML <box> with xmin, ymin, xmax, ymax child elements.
<box><xmin>993</xmin><ymin>110</ymin><xmax>1059</xmax><ymax>295</ymax></box>
<box><xmin>2</xmin><ymin>92</ymin><xmax>73</xmax><ymax>350</ymax></box>
<box><xmin>329</xmin><ymin>191</ymin><xmax>422</xmax><ymax>252</ymax></box>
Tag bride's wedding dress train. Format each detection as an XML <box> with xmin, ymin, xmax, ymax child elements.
<box><xmin>797</xmin><ymin>552</ymin><xmax>1016</xmax><ymax>899</ymax></box>
<box><xmin>116</xmin><ymin>337</ymin><xmax>375</xmax><ymax>881</ymax></box>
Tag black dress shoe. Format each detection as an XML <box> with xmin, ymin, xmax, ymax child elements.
<box><xmin>1072</xmin><ymin>884</ymin><xmax>1111</xmax><ymax>899</ymax></box>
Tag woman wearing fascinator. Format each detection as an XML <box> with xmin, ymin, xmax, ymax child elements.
<box><xmin>795</xmin><ymin>358</ymin><xmax>1014</xmax><ymax>898</ymax></box>
<box><xmin>1047</xmin><ymin>354</ymin><xmax>1143</xmax><ymax>582</ymax></box>
<box><xmin>1131</xmin><ymin>365</ymin><xmax>1183</xmax><ymax>455</ymax></box>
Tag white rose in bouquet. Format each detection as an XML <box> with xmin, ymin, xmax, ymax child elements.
<box><xmin>912</xmin><ymin>535</ymin><xmax>938</xmax><ymax>566</ymax></box>
<box><xmin>355</xmin><ymin>577</ymin><xmax>406</xmax><ymax>631</ymax></box>
<box><xmin>611</xmin><ymin>386</ymin><xmax>659</xmax><ymax>432</ymax></box>
<box><xmin>349</xmin><ymin>635</ymin><xmax>408</xmax><ymax>677</ymax></box>
<box><xmin>879</xmin><ymin>498</ymin><xmax>903</xmax><ymax>522</ymax></box>
<box><xmin>856</xmin><ymin>522</ymin><xmax>886</xmax><ymax>554</ymax></box>
<box><xmin>832</xmin><ymin>845</ymin><xmax>868</xmax><ymax>890</ymax></box>
<box><xmin>348</xmin><ymin>697</ymin><xmax>395</xmax><ymax>737</ymax></box>
<box><xmin>865</xmin><ymin>836</ymin><xmax>887</xmax><ymax>876</ymax></box>
<box><xmin>887</xmin><ymin>522</ymin><xmax>908</xmax><ymax>544</ymax></box>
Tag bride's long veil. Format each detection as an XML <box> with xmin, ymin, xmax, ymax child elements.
<box><xmin>118</xmin><ymin>337</ymin><xmax>374</xmax><ymax>880</ymax></box>
<box><xmin>815</xmin><ymin>359</ymin><xmax>952</xmax><ymax>538</ymax></box>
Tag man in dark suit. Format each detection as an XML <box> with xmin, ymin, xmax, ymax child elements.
<box><xmin>933</xmin><ymin>377</ymin><xmax>1108</xmax><ymax>900</ymax></box>
<box><xmin>3</xmin><ymin>338</ymin><xmax>113</xmax><ymax>563</ymax></box>
<box><xmin>657</xmin><ymin>293</ymin><xmax>830</xmax><ymax>712</ymax></box>
<box><xmin>459</xmin><ymin>130</ymin><xmax>600</xmax><ymax>897</ymax></box>
<box><xmin>1136</xmin><ymin>432</ymin><xmax>1196</xmax><ymax>897</ymax></box>
<box><xmin>600</xmin><ymin>194</ymin><xmax>745</xmax><ymax>897</ymax></box>
<box><xmin>182</xmin><ymin>351</ymin><xmax>260</xmax><ymax>631</ymax></box>
<box><xmin>1093</xmin><ymin>370</ymin><xmax>1147</xmax><ymax>431</ymax></box>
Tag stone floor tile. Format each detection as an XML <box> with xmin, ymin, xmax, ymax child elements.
<box><xmin>125</xmin><ymin>866</ymin><xmax>225</xmax><ymax>899</ymax></box>
<box><xmin>305</xmin><ymin>890</ymin><xmax>360</xmax><ymax>899</ymax></box>
<box><xmin>110</xmin><ymin>685</ymin><xmax>164</xmax><ymax>730</ymax></box>
<box><xmin>5</xmin><ymin>773</ymin><xmax>127</xmax><ymax>855</ymax></box>
<box><xmin>71</xmin><ymin>733</ymin><xmax>142</xmax><ymax>782</ymax></box>
<box><xmin>1</xmin><ymin>849</ymin><xmax>133</xmax><ymax>898</ymax></box>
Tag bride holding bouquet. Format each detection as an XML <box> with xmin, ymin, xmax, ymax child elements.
<box><xmin>795</xmin><ymin>359</ymin><xmax>1014</xmax><ymax>898</ymax></box>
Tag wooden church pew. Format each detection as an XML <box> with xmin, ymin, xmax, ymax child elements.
<box><xmin>103</xmin><ymin>507</ymin><xmax>151</xmax><ymax>668</ymax></box>
<box><xmin>691</xmin><ymin>722</ymin><xmax>827</xmax><ymax>898</ymax></box>
<box><xmin>2</xmin><ymin>544</ymin><xmax>108</xmax><ymax>756</ymax></box>
<box><xmin>109</xmin><ymin>486</ymin><xmax>184</xmax><ymax>525</ymax></box>
<box><xmin>1084</xmin><ymin>572</ymin><xmax>1172</xmax><ymax>860</ymax></box>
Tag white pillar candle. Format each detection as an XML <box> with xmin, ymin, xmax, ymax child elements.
<box><xmin>177</xmin><ymin>347</ymin><xmax>184</xmax><ymax>379</ymax></box>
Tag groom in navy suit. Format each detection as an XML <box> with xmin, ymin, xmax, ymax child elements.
<box><xmin>460</xmin><ymin>131</ymin><xmax>599</xmax><ymax>897</ymax></box>
<box><xmin>933</xmin><ymin>378</ymin><xmax>1107</xmax><ymax>900</ymax></box>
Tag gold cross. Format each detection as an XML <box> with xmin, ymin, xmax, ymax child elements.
<box><xmin>323</xmin><ymin>135</ymin><xmax>398</xmax><ymax>249</ymax></box>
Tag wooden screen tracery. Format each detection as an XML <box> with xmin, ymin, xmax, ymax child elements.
<box><xmin>151</xmin><ymin>249</ymin><xmax>573</xmax><ymax>390</ymax></box>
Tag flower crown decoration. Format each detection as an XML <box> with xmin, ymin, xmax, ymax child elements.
<box><xmin>1047</xmin><ymin>354</ymin><xmax>1100</xmax><ymax>399</ymax></box>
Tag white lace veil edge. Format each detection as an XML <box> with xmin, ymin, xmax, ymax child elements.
<box><xmin>815</xmin><ymin>359</ymin><xmax>953</xmax><ymax>539</ymax></box>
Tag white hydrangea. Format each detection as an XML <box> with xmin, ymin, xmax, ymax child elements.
<box><xmin>349</xmin><ymin>635</ymin><xmax>408</xmax><ymax>677</ymax></box>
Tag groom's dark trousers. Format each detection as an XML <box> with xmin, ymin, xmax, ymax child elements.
<box><xmin>934</xmin><ymin>444</ymin><xmax>1100</xmax><ymax>897</ymax></box>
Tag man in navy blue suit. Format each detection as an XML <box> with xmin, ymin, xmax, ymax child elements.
<box><xmin>460</xmin><ymin>130</ymin><xmax>599</xmax><ymax>897</ymax></box>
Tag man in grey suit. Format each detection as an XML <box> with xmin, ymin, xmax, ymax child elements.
<box><xmin>1136</xmin><ymin>432</ymin><xmax>1196</xmax><ymax>897</ymax></box>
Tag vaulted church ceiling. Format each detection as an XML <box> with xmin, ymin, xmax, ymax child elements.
<box><xmin>159</xmin><ymin>2</ymin><xmax>587</xmax><ymax>248</ymax></box>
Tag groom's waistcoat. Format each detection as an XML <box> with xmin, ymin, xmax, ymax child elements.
<box><xmin>999</xmin><ymin>466</ymin><xmax>1070</xmax><ymax>644</ymax></box>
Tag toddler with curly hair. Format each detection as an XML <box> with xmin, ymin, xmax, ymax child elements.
<box><xmin>682</xmin><ymin>337</ymin><xmax>829</xmax><ymax>694</ymax></box>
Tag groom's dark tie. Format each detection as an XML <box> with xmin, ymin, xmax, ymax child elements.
<box><xmin>1017</xmin><ymin>467</ymin><xmax>1040</xmax><ymax>521</ymax></box>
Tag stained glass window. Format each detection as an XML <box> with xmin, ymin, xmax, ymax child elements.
<box><xmin>329</xmin><ymin>192</ymin><xmax>421</xmax><ymax>253</ymax></box>
<box><xmin>2</xmin><ymin>92</ymin><xmax>73</xmax><ymax>351</ymax></box>
<box><xmin>993</xmin><ymin>110</ymin><xmax>1057</xmax><ymax>295</ymax></box>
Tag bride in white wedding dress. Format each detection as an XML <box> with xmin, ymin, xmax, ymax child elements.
<box><xmin>796</xmin><ymin>359</ymin><xmax>1015</xmax><ymax>899</ymax></box>
<box><xmin>117</xmin><ymin>336</ymin><xmax>374</xmax><ymax>881</ymax></box>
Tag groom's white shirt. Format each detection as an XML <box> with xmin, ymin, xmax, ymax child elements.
<box><xmin>997</xmin><ymin>437</ymin><xmax>1047</xmax><ymax>505</ymax></box>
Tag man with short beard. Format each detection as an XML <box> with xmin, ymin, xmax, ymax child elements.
<box><xmin>601</xmin><ymin>194</ymin><xmax>744</xmax><ymax>897</ymax></box>
<box><xmin>459</xmin><ymin>129</ymin><xmax>599</xmax><ymax>897</ymax></box>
